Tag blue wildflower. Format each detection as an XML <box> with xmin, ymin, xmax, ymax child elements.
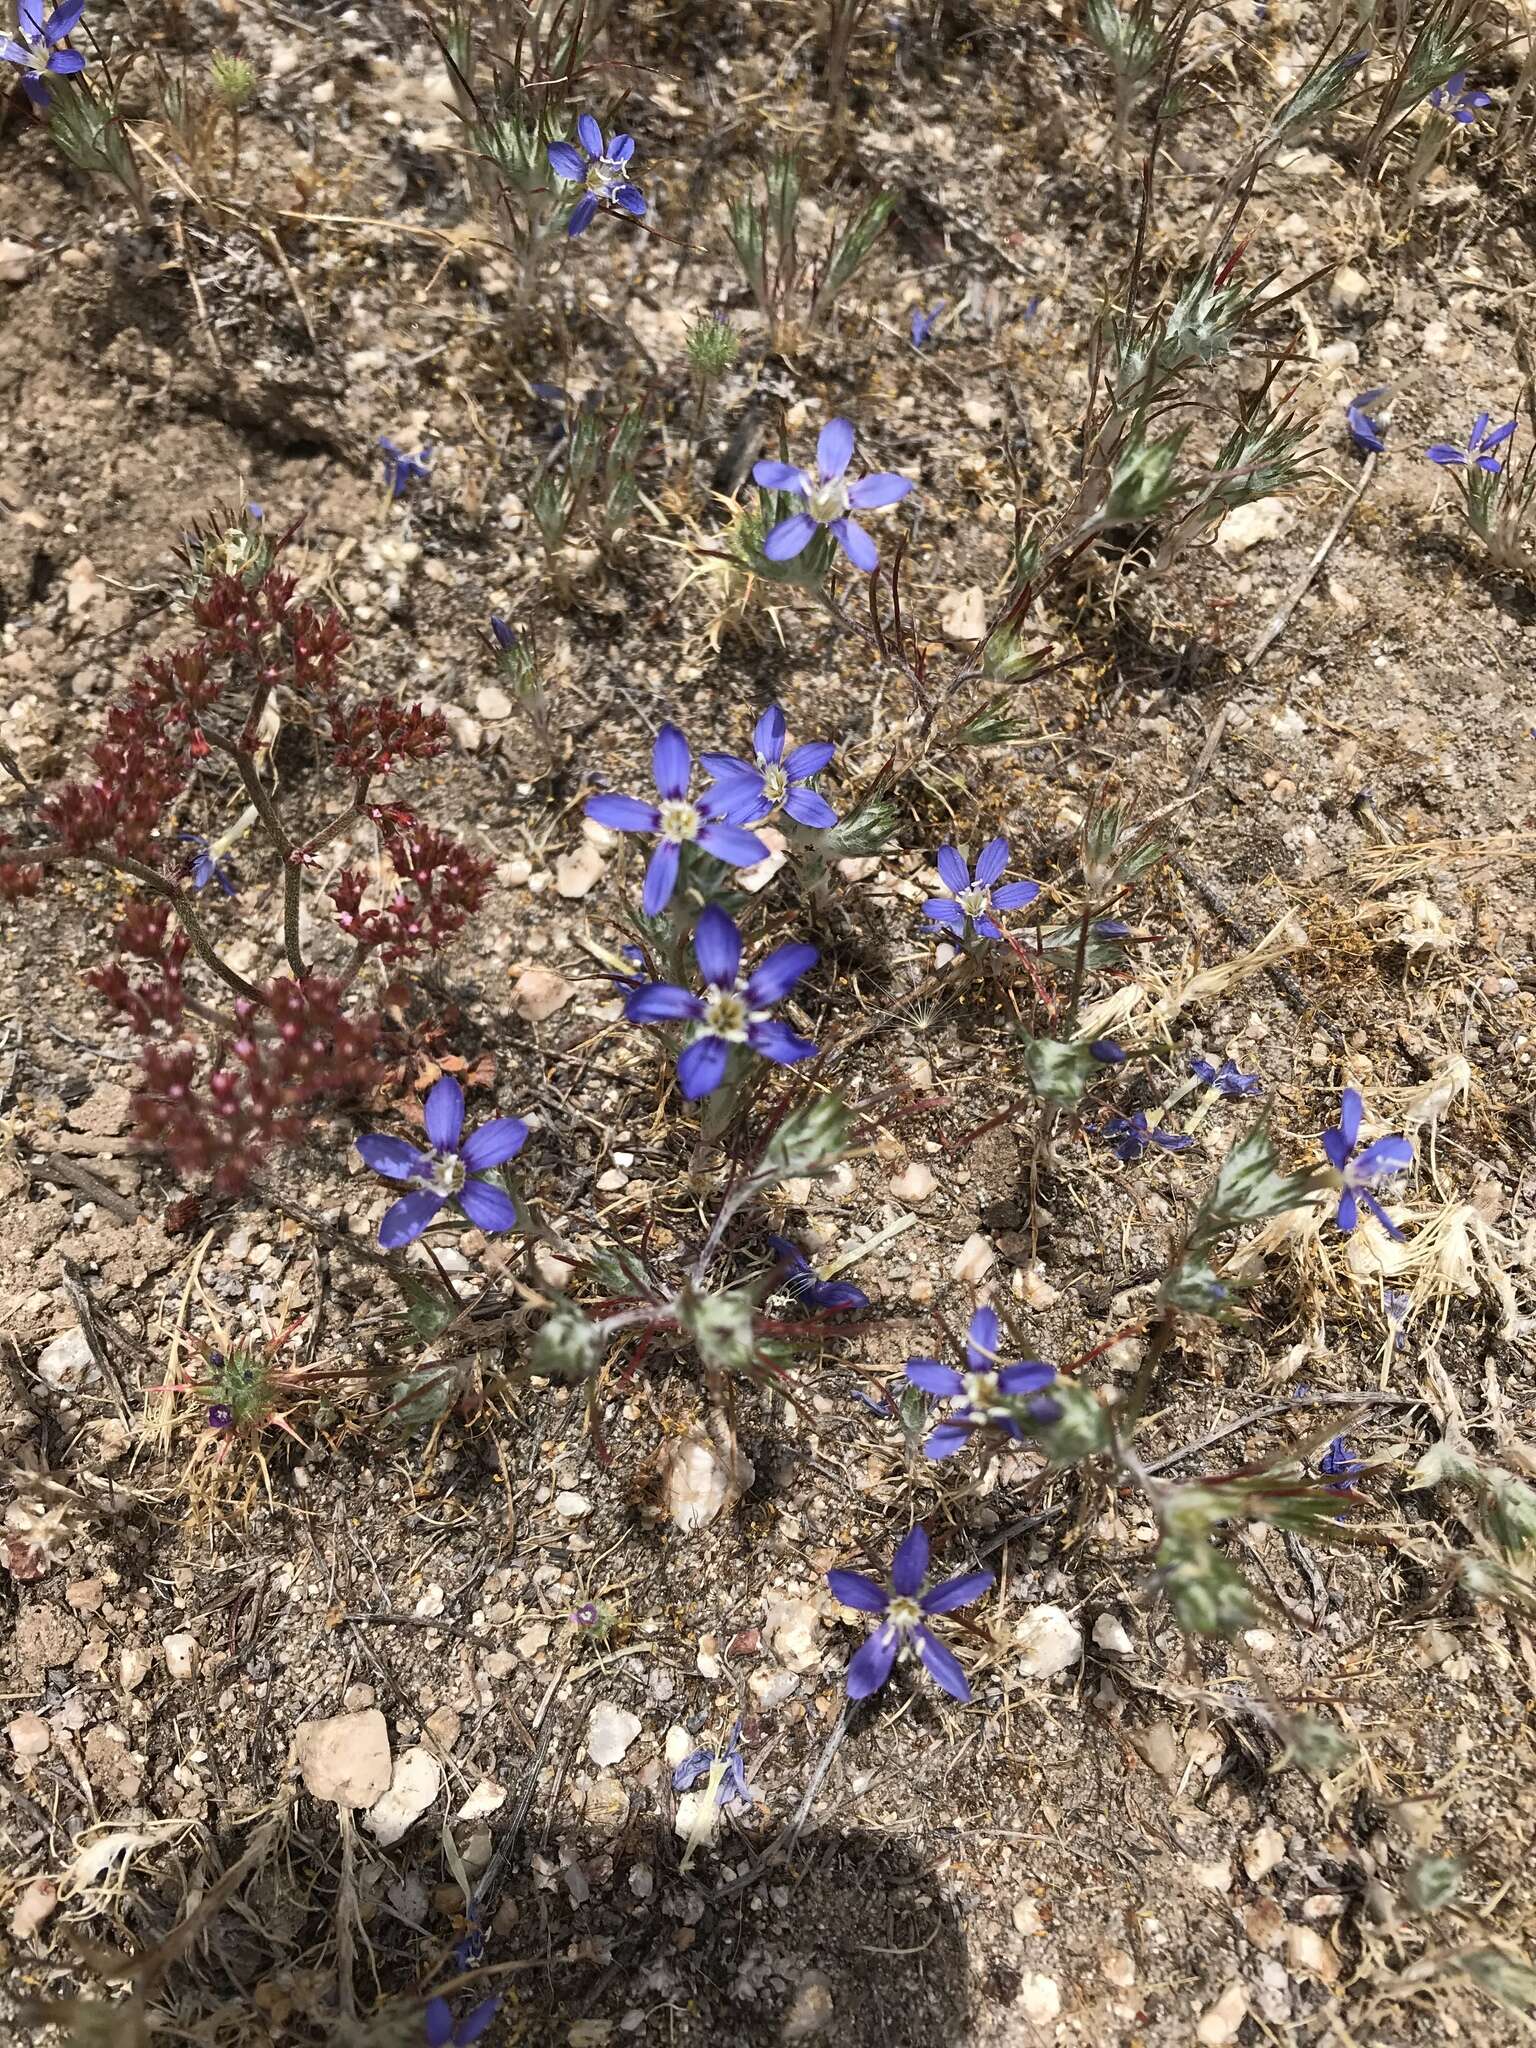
<box><xmin>380</xmin><ymin>438</ymin><xmax>432</xmax><ymax>496</ymax></box>
<box><xmin>1189</xmin><ymin>1056</ymin><xmax>1262</xmax><ymax>1099</ymax></box>
<box><xmin>905</xmin><ymin>1306</ymin><xmax>1059</xmax><ymax>1460</ymax></box>
<box><xmin>1346</xmin><ymin>388</ymin><xmax>1388</xmax><ymax>455</ymax></box>
<box><xmin>1090</xmin><ymin>1039</ymin><xmax>1127</xmax><ymax>1066</ymax></box>
<box><xmin>2</xmin><ymin>0</ymin><xmax>85</xmax><ymax>109</ymax></box>
<box><xmin>623</xmin><ymin>904</ymin><xmax>817</xmax><ymax>1100</ymax></box>
<box><xmin>923</xmin><ymin>838</ymin><xmax>1040</xmax><ymax>941</ymax></box>
<box><xmin>547</xmin><ymin>113</ymin><xmax>645</xmax><ymax>236</ymax></box>
<box><xmin>766</xmin><ymin>1235</ymin><xmax>869</xmax><ymax>1311</ymax></box>
<box><xmin>910</xmin><ymin>300</ymin><xmax>946</xmax><ymax>350</ymax></box>
<box><xmin>355</xmin><ymin>1075</ymin><xmax>526</xmax><ymax>1249</ymax></box>
<box><xmin>1319</xmin><ymin>1435</ymin><xmax>1363</xmax><ymax>1490</ymax></box>
<box><xmin>672</xmin><ymin>1720</ymin><xmax>756</xmax><ymax>1808</ymax></box>
<box><xmin>1426</xmin><ymin>412</ymin><xmax>1516</xmax><ymax>474</ymax></box>
<box><xmin>585</xmin><ymin>724</ymin><xmax>768</xmax><ymax>918</ymax></box>
<box><xmin>1384</xmin><ymin>1287</ymin><xmax>1411</xmax><ymax>1350</ymax></box>
<box><xmin>178</xmin><ymin>831</ymin><xmax>239</xmax><ymax>897</ymax></box>
<box><xmin>1429</xmin><ymin>71</ymin><xmax>1492</xmax><ymax>123</ymax></box>
<box><xmin>752</xmin><ymin>418</ymin><xmax>912</xmax><ymax>574</ymax></box>
<box><xmin>701</xmin><ymin>704</ymin><xmax>837</xmax><ymax>831</ymax></box>
<box><xmin>827</xmin><ymin>1526</ymin><xmax>994</xmax><ymax>1703</ymax></box>
<box><xmin>1319</xmin><ymin>1087</ymin><xmax>1413</xmax><ymax>1238</ymax></box>
<box><xmin>424</xmin><ymin>1993</ymin><xmax>500</xmax><ymax>2047</ymax></box>
<box><xmin>1100</xmin><ymin>1110</ymin><xmax>1194</xmax><ymax>1164</ymax></box>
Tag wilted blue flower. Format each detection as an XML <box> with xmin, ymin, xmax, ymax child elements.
<box><xmin>424</xmin><ymin>1993</ymin><xmax>500</xmax><ymax>2047</ymax></box>
<box><xmin>356</xmin><ymin>1075</ymin><xmax>526</xmax><ymax>1249</ymax></box>
<box><xmin>585</xmin><ymin>725</ymin><xmax>768</xmax><ymax>917</ymax></box>
<box><xmin>380</xmin><ymin>437</ymin><xmax>432</xmax><ymax>496</ymax></box>
<box><xmin>1319</xmin><ymin>1435</ymin><xmax>1363</xmax><ymax>1490</ymax></box>
<box><xmin>1320</xmin><ymin>1087</ymin><xmax>1413</xmax><ymax>1238</ymax></box>
<box><xmin>1426</xmin><ymin>412</ymin><xmax>1516</xmax><ymax>473</ymax></box>
<box><xmin>1384</xmin><ymin>1286</ymin><xmax>1411</xmax><ymax>1351</ymax></box>
<box><xmin>905</xmin><ymin>1306</ymin><xmax>1059</xmax><ymax>1460</ymax></box>
<box><xmin>1100</xmin><ymin>1110</ymin><xmax>1194</xmax><ymax>1164</ymax></box>
<box><xmin>922</xmin><ymin>838</ymin><xmax>1039</xmax><ymax>941</ymax></box>
<box><xmin>752</xmin><ymin>418</ymin><xmax>912</xmax><ymax>574</ymax></box>
<box><xmin>489</xmin><ymin>614</ymin><xmax>517</xmax><ymax>651</ymax></box>
<box><xmin>2</xmin><ymin>0</ymin><xmax>86</xmax><ymax>108</ymax></box>
<box><xmin>178</xmin><ymin>831</ymin><xmax>238</xmax><ymax>897</ymax></box>
<box><xmin>766</xmin><ymin>1235</ymin><xmax>869</xmax><ymax>1311</ymax></box>
<box><xmin>672</xmin><ymin>1720</ymin><xmax>756</xmax><ymax>1808</ymax></box>
<box><xmin>1429</xmin><ymin>71</ymin><xmax>1492</xmax><ymax>122</ymax></box>
<box><xmin>827</xmin><ymin>1526</ymin><xmax>993</xmax><ymax>1703</ymax></box>
<box><xmin>547</xmin><ymin>113</ymin><xmax>645</xmax><ymax>236</ymax></box>
<box><xmin>1346</xmin><ymin>388</ymin><xmax>1388</xmax><ymax>455</ymax></box>
<box><xmin>701</xmin><ymin>704</ymin><xmax>837</xmax><ymax>830</ymax></box>
<box><xmin>624</xmin><ymin>904</ymin><xmax>817</xmax><ymax>1100</ymax></box>
<box><xmin>1090</xmin><ymin>1038</ymin><xmax>1126</xmax><ymax>1066</ymax></box>
<box><xmin>1189</xmin><ymin>1056</ymin><xmax>1262</xmax><ymax>1099</ymax></box>
<box><xmin>910</xmin><ymin>300</ymin><xmax>946</xmax><ymax>350</ymax></box>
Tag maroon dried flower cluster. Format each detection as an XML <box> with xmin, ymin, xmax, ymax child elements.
<box><xmin>325</xmin><ymin>698</ymin><xmax>449</xmax><ymax>780</ymax></box>
<box><xmin>0</xmin><ymin>833</ymin><xmax>43</xmax><ymax>903</ymax></box>
<box><xmin>133</xmin><ymin>976</ymin><xmax>384</xmax><ymax>1193</ymax></box>
<box><xmin>1</xmin><ymin>525</ymin><xmax>492</xmax><ymax>1198</ymax></box>
<box><xmin>330</xmin><ymin>823</ymin><xmax>494</xmax><ymax>963</ymax></box>
<box><xmin>86</xmin><ymin>902</ymin><xmax>189</xmax><ymax>1034</ymax></box>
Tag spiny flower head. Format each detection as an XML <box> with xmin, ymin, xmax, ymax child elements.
<box><xmin>922</xmin><ymin>838</ymin><xmax>1039</xmax><ymax>941</ymax></box>
<box><xmin>547</xmin><ymin>113</ymin><xmax>646</xmax><ymax>236</ymax></box>
<box><xmin>584</xmin><ymin>724</ymin><xmax>768</xmax><ymax>917</ymax></box>
<box><xmin>752</xmin><ymin>418</ymin><xmax>912</xmax><ymax>574</ymax></box>
<box><xmin>623</xmin><ymin>903</ymin><xmax>817</xmax><ymax>1099</ymax></box>
<box><xmin>356</xmin><ymin>1074</ymin><xmax>527</xmax><ymax>1249</ymax></box>
<box><xmin>701</xmin><ymin>704</ymin><xmax>837</xmax><ymax>830</ymax></box>
<box><xmin>827</xmin><ymin>1526</ymin><xmax>994</xmax><ymax>1702</ymax></box>
<box><xmin>905</xmin><ymin>1307</ymin><xmax>1059</xmax><ymax>1459</ymax></box>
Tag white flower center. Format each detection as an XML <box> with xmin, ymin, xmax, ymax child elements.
<box><xmin>418</xmin><ymin>1150</ymin><xmax>466</xmax><ymax>1198</ymax></box>
<box><xmin>962</xmin><ymin>1369</ymin><xmax>1003</xmax><ymax>1415</ymax></box>
<box><xmin>19</xmin><ymin>33</ymin><xmax>50</xmax><ymax>69</ymax></box>
<box><xmin>886</xmin><ymin>1596</ymin><xmax>923</xmax><ymax>1630</ymax></box>
<box><xmin>760</xmin><ymin>762</ymin><xmax>788</xmax><ymax>803</ymax></box>
<box><xmin>658</xmin><ymin>799</ymin><xmax>702</xmax><ymax>845</ymax></box>
<box><xmin>586</xmin><ymin>155</ymin><xmax>628</xmax><ymax>197</ymax></box>
<box><xmin>806</xmin><ymin>477</ymin><xmax>850</xmax><ymax>524</ymax></box>
<box><xmin>957</xmin><ymin>884</ymin><xmax>991</xmax><ymax>920</ymax></box>
<box><xmin>702</xmin><ymin>988</ymin><xmax>752</xmax><ymax>1042</ymax></box>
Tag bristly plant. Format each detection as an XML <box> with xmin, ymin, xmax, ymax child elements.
<box><xmin>727</xmin><ymin>150</ymin><xmax>895</xmax><ymax>348</ymax></box>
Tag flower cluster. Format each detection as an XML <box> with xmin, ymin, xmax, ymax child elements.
<box><xmin>330</xmin><ymin>823</ymin><xmax>494</xmax><ymax>962</ymax></box>
<box><xmin>86</xmin><ymin>903</ymin><xmax>189</xmax><ymax>1035</ymax></box>
<box><xmin>356</xmin><ymin>1075</ymin><xmax>526</xmax><ymax>1249</ymax></box>
<box><xmin>323</xmin><ymin>697</ymin><xmax>450</xmax><ymax>781</ymax></box>
<box><xmin>133</xmin><ymin>979</ymin><xmax>383</xmax><ymax>1193</ymax></box>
